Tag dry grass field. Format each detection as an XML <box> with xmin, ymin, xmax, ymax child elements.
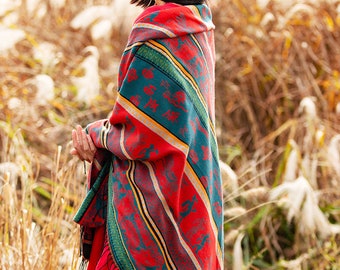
<box><xmin>0</xmin><ymin>0</ymin><xmax>339</xmax><ymax>269</ymax></box>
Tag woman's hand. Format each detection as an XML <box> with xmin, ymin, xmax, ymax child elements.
<box><xmin>70</xmin><ymin>125</ymin><xmax>97</xmax><ymax>163</ymax></box>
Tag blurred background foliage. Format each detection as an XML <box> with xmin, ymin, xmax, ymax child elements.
<box><xmin>0</xmin><ymin>0</ymin><xmax>339</xmax><ymax>269</ymax></box>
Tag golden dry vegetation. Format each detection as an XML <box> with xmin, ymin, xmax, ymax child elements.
<box><xmin>0</xmin><ymin>0</ymin><xmax>339</xmax><ymax>269</ymax></box>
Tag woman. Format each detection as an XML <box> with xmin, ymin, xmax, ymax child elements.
<box><xmin>71</xmin><ymin>0</ymin><xmax>224</xmax><ymax>269</ymax></box>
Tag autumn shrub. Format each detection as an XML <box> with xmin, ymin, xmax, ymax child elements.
<box><xmin>213</xmin><ymin>0</ymin><xmax>340</xmax><ymax>268</ymax></box>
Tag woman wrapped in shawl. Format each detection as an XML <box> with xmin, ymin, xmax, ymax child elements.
<box><xmin>71</xmin><ymin>0</ymin><xmax>224</xmax><ymax>269</ymax></box>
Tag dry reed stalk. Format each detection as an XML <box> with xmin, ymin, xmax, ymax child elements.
<box><xmin>0</xmin><ymin>121</ymin><xmax>83</xmax><ymax>269</ymax></box>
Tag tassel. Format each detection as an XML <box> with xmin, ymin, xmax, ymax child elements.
<box><xmin>80</xmin><ymin>226</ymin><xmax>94</xmax><ymax>259</ymax></box>
<box><xmin>79</xmin><ymin>258</ymin><xmax>89</xmax><ymax>270</ymax></box>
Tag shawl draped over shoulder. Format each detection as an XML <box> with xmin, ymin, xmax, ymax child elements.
<box><xmin>74</xmin><ymin>3</ymin><xmax>224</xmax><ymax>269</ymax></box>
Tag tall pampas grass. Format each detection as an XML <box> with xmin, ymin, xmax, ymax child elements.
<box><xmin>0</xmin><ymin>0</ymin><xmax>340</xmax><ymax>269</ymax></box>
<box><xmin>233</xmin><ymin>233</ymin><xmax>245</xmax><ymax>270</ymax></box>
<box><xmin>270</xmin><ymin>175</ymin><xmax>340</xmax><ymax>238</ymax></box>
<box><xmin>0</xmin><ymin>27</ymin><xmax>26</xmax><ymax>53</ymax></box>
<box><xmin>221</xmin><ymin>91</ymin><xmax>340</xmax><ymax>268</ymax></box>
<box><xmin>0</xmin><ymin>124</ymin><xmax>84</xmax><ymax>269</ymax></box>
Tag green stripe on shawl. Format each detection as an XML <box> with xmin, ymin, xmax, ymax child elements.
<box><xmin>73</xmin><ymin>160</ymin><xmax>110</xmax><ymax>223</ymax></box>
<box><xmin>107</xmin><ymin>163</ymin><xmax>136</xmax><ymax>269</ymax></box>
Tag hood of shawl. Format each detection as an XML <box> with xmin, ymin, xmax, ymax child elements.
<box><xmin>127</xmin><ymin>3</ymin><xmax>215</xmax><ymax>45</ymax></box>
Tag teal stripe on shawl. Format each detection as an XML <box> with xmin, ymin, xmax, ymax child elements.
<box><xmin>73</xmin><ymin>160</ymin><xmax>110</xmax><ymax>224</ymax></box>
<box><xmin>135</xmin><ymin>43</ymin><xmax>219</xmax><ymax>163</ymax></box>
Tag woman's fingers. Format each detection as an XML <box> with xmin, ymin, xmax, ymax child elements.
<box><xmin>76</xmin><ymin>125</ymin><xmax>85</xmax><ymax>148</ymax></box>
<box><xmin>71</xmin><ymin>129</ymin><xmax>84</xmax><ymax>160</ymax></box>
<box><xmin>87</xmin><ymin>134</ymin><xmax>97</xmax><ymax>153</ymax></box>
<box><xmin>70</xmin><ymin>147</ymin><xmax>78</xmax><ymax>156</ymax></box>
<box><xmin>71</xmin><ymin>125</ymin><xmax>96</xmax><ymax>163</ymax></box>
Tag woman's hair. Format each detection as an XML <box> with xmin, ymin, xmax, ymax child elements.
<box><xmin>131</xmin><ymin>0</ymin><xmax>205</xmax><ymax>8</ymax></box>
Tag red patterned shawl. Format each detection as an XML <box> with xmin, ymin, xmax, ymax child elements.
<box><xmin>74</xmin><ymin>3</ymin><xmax>224</xmax><ymax>269</ymax></box>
